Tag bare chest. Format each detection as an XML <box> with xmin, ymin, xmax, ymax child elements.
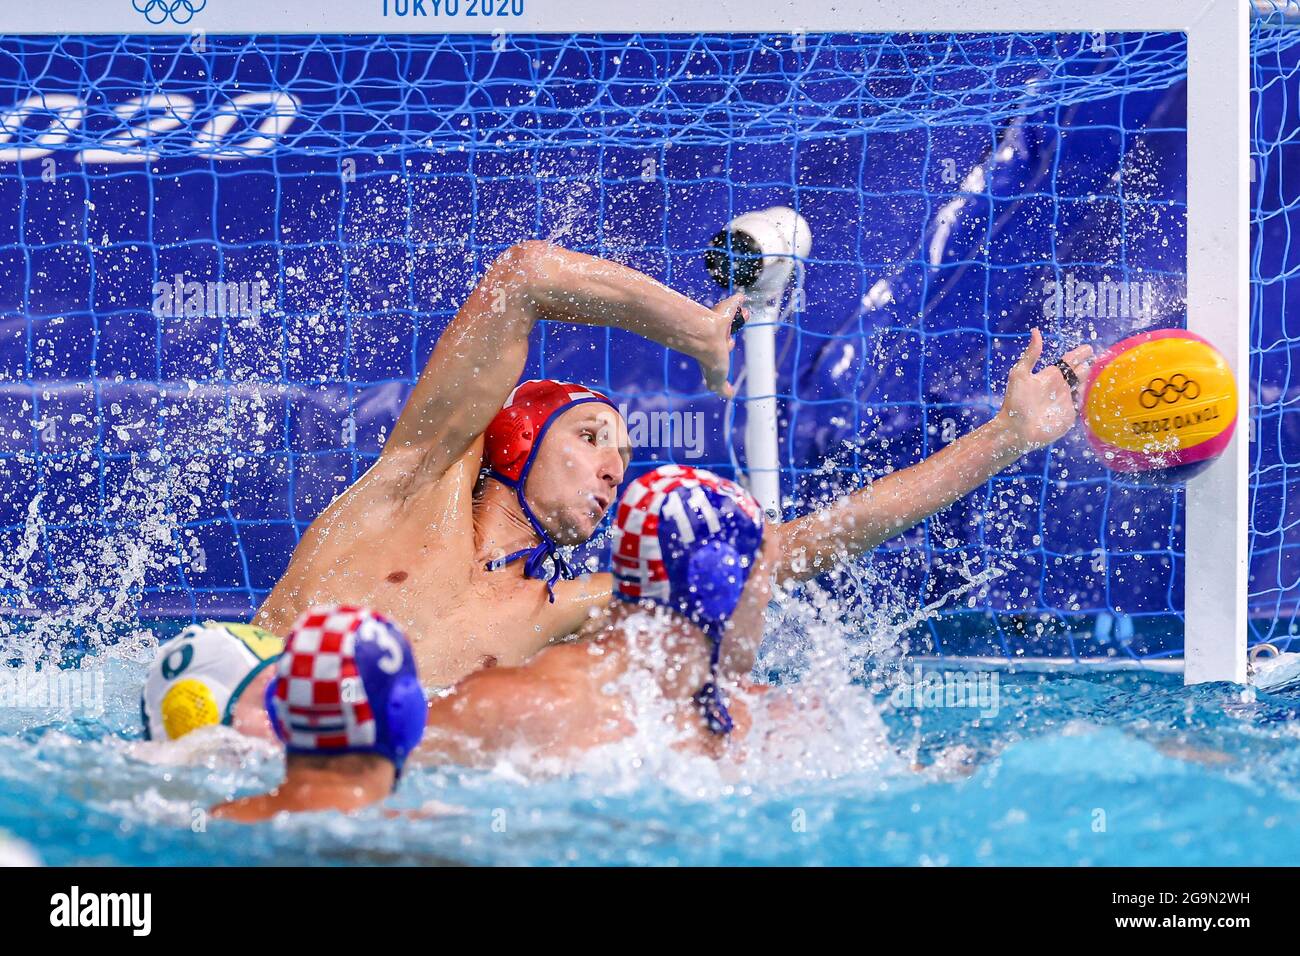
<box><xmin>359</xmin><ymin>560</ymin><xmax>556</xmax><ymax>685</ymax></box>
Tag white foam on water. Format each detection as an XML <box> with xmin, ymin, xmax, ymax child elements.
<box><xmin>0</xmin><ymin>827</ymin><xmax>41</xmax><ymax>866</ymax></box>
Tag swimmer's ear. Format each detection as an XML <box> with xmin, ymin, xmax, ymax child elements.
<box><xmin>686</xmin><ymin>540</ymin><xmax>746</xmax><ymax>623</ymax></box>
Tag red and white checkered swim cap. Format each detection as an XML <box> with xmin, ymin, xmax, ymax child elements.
<box><xmin>611</xmin><ymin>465</ymin><xmax>765</xmax><ymax>735</ymax></box>
<box><xmin>265</xmin><ymin>605</ymin><xmax>427</xmax><ymax>777</ymax></box>
<box><xmin>612</xmin><ymin>464</ymin><xmax>764</xmax><ymax>628</ymax></box>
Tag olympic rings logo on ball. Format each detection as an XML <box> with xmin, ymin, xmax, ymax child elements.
<box><xmin>1138</xmin><ymin>373</ymin><xmax>1200</xmax><ymax>409</ymax></box>
<box><xmin>132</xmin><ymin>0</ymin><xmax>207</xmax><ymax>25</ymax></box>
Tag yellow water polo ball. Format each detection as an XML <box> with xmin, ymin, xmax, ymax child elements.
<box><xmin>1081</xmin><ymin>328</ymin><xmax>1237</xmax><ymax>482</ymax></box>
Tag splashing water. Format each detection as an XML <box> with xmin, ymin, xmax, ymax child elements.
<box><xmin>0</xmin><ymin>381</ymin><xmax>284</xmax><ymax>665</ymax></box>
<box><xmin>1</xmin><ymin>414</ymin><xmax>1270</xmax><ymax>861</ymax></box>
<box><xmin>3</xmin><ymin>565</ymin><xmax>1298</xmax><ymax>866</ymax></box>
<box><xmin>0</xmin><ymin>142</ymin><xmax>1285</xmax><ymax>865</ymax></box>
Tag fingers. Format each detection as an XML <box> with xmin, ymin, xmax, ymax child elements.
<box><xmin>1022</xmin><ymin>335</ymin><xmax>1094</xmax><ymax>381</ymax></box>
<box><xmin>702</xmin><ymin>361</ymin><xmax>735</xmax><ymax>399</ymax></box>
<box><xmin>714</xmin><ymin>292</ymin><xmax>747</xmax><ymax>318</ymax></box>
<box><xmin>1062</xmin><ymin>344</ymin><xmax>1094</xmax><ymax>378</ymax></box>
<box><xmin>703</xmin><ymin>294</ymin><xmax>745</xmax><ymax>397</ymax></box>
<box><xmin>1042</xmin><ymin>343</ymin><xmax>1093</xmax><ymax>395</ymax></box>
<box><xmin>1013</xmin><ymin>327</ymin><xmax>1043</xmax><ymax>376</ymax></box>
<box><xmin>716</xmin><ymin>294</ymin><xmax>749</xmax><ymax>336</ymax></box>
<box><xmin>1050</xmin><ymin>358</ymin><xmax>1080</xmax><ymax>393</ymax></box>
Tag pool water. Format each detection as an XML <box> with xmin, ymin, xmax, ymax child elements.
<box><xmin>3</xmin><ymin>642</ymin><xmax>1299</xmax><ymax>866</ymax></box>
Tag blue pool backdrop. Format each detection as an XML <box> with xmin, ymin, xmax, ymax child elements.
<box><xmin>0</xmin><ymin>26</ymin><xmax>1290</xmax><ymax>660</ymax></box>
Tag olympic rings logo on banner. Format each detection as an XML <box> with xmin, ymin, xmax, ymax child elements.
<box><xmin>132</xmin><ymin>0</ymin><xmax>207</xmax><ymax>25</ymax></box>
<box><xmin>1138</xmin><ymin>373</ymin><xmax>1200</xmax><ymax>409</ymax></box>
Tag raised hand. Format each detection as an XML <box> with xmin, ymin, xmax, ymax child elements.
<box><xmin>698</xmin><ymin>292</ymin><xmax>749</xmax><ymax>400</ymax></box>
<box><xmin>996</xmin><ymin>327</ymin><xmax>1094</xmax><ymax>452</ymax></box>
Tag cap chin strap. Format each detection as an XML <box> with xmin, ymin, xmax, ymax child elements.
<box><xmin>693</xmin><ymin>623</ymin><xmax>735</xmax><ymax>735</ymax></box>
<box><xmin>683</xmin><ymin>540</ymin><xmax>749</xmax><ymax>735</ymax></box>
<box><xmin>483</xmin><ymin>472</ymin><xmax>572</xmax><ymax>604</ymax></box>
<box><xmin>611</xmin><ymin>592</ymin><xmax>736</xmax><ymax>735</ymax></box>
<box><xmin>482</xmin><ymin>395</ymin><xmax>614</xmax><ymax>603</ymax></box>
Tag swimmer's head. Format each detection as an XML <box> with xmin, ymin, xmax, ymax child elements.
<box><xmin>483</xmin><ymin>379</ymin><xmax>628</xmax><ymax>542</ymax></box>
<box><xmin>265</xmin><ymin>605</ymin><xmax>427</xmax><ymax>787</ymax></box>
<box><xmin>141</xmin><ymin>622</ymin><xmax>284</xmax><ymax>742</ymax></box>
<box><xmin>611</xmin><ymin>465</ymin><xmax>767</xmax><ymax>734</ymax></box>
<box><xmin>482</xmin><ymin>380</ymin><xmax>629</xmax><ymax>595</ymax></box>
<box><xmin>524</xmin><ymin>402</ymin><xmax>630</xmax><ymax>544</ymax></box>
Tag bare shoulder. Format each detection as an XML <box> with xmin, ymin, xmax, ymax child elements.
<box><xmin>314</xmin><ymin>442</ymin><xmax>481</xmax><ymax>547</ymax></box>
<box><xmin>538</xmin><ymin>572</ymin><xmax>615</xmax><ymax>643</ymax></box>
<box><xmin>209</xmin><ymin>794</ymin><xmax>277</xmax><ymax>823</ymax></box>
<box><xmin>427</xmin><ymin>655</ymin><xmax>571</xmax><ymax>734</ymax></box>
<box><xmin>462</xmin><ymin>640</ymin><xmax>609</xmax><ymax>705</ymax></box>
<box><xmin>255</xmin><ymin>445</ymin><xmax>481</xmax><ymax>632</ymax></box>
<box><xmin>304</xmin><ymin>436</ymin><xmax>481</xmax><ymax>526</ymax></box>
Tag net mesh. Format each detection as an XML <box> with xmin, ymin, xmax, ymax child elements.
<box><xmin>0</xmin><ymin>26</ymin><xmax>1274</xmax><ymax>660</ymax></box>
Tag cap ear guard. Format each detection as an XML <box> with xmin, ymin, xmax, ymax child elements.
<box><xmin>350</xmin><ymin>614</ymin><xmax>428</xmax><ymax>781</ymax></box>
<box><xmin>480</xmin><ymin>380</ymin><xmax>619</xmax><ymax>601</ymax></box>
<box><xmin>485</xmin><ymin>412</ymin><xmax>534</xmax><ymax>484</ymax></box>
<box><xmin>611</xmin><ymin>467</ymin><xmax>765</xmax><ymax>737</ymax></box>
<box><xmin>685</xmin><ymin>539</ymin><xmax>746</xmax><ymax>628</ymax></box>
<box><xmin>380</xmin><ymin>674</ymin><xmax>428</xmax><ymax>777</ymax></box>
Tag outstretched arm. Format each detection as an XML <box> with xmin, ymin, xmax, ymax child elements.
<box><xmin>383</xmin><ymin>241</ymin><xmax>745</xmax><ymax>493</ymax></box>
<box><xmin>773</xmin><ymin>329</ymin><xmax>1093</xmax><ymax>584</ymax></box>
<box><xmin>417</xmin><ymin>647</ymin><xmax>624</xmax><ymax>764</ymax></box>
<box><xmin>418</xmin><ymin>666</ymin><xmax>562</xmax><ymax>763</ymax></box>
